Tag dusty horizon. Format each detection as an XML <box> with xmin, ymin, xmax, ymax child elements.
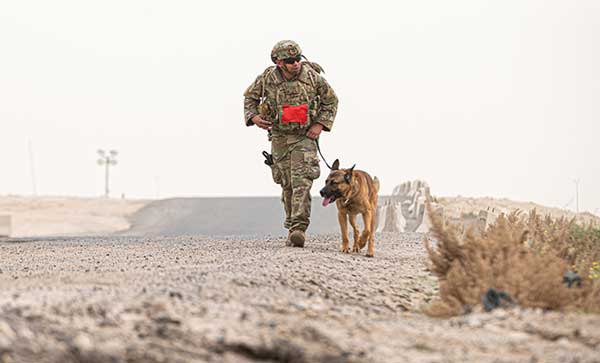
<box><xmin>0</xmin><ymin>189</ymin><xmax>598</xmax><ymax>216</ymax></box>
<box><xmin>1</xmin><ymin>0</ymin><xmax>598</xmax><ymax>214</ymax></box>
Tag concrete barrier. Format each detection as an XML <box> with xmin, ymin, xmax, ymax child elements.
<box><xmin>0</xmin><ymin>215</ymin><xmax>11</xmax><ymax>237</ymax></box>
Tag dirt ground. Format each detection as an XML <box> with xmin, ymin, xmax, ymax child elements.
<box><xmin>1</xmin><ymin>232</ymin><xmax>598</xmax><ymax>363</ymax></box>
<box><xmin>0</xmin><ymin>196</ymin><xmax>147</xmax><ymax>237</ymax></box>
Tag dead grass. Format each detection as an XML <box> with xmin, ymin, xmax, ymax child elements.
<box><xmin>424</xmin><ymin>205</ymin><xmax>600</xmax><ymax>317</ymax></box>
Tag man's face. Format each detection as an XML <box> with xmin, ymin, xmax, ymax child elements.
<box><xmin>276</xmin><ymin>56</ymin><xmax>302</xmax><ymax>75</ymax></box>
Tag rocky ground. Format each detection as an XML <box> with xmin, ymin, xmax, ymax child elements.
<box><xmin>1</xmin><ymin>232</ymin><xmax>599</xmax><ymax>363</ymax></box>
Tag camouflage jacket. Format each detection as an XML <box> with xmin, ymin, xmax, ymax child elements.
<box><xmin>243</xmin><ymin>63</ymin><xmax>338</xmax><ymax>134</ymax></box>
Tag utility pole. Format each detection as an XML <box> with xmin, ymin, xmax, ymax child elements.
<box><xmin>97</xmin><ymin>149</ymin><xmax>118</xmax><ymax>198</ymax></box>
<box><xmin>573</xmin><ymin>178</ymin><xmax>580</xmax><ymax>214</ymax></box>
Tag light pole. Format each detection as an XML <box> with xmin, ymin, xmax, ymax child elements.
<box><xmin>573</xmin><ymin>179</ymin><xmax>580</xmax><ymax>214</ymax></box>
<box><xmin>97</xmin><ymin>149</ymin><xmax>118</xmax><ymax>197</ymax></box>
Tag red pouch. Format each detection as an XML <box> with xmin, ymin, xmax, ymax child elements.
<box><xmin>281</xmin><ymin>104</ymin><xmax>308</xmax><ymax>125</ymax></box>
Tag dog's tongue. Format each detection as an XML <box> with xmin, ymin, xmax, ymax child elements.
<box><xmin>322</xmin><ymin>197</ymin><xmax>332</xmax><ymax>207</ymax></box>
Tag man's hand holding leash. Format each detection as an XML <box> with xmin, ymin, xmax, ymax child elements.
<box><xmin>306</xmin><ymin>123</ymin><xmax>323</xmax><ymax>140</ymax></box>
<box><xmin>251</xmin><ymin>115</ymin><xmax>272</xmax><ymax>131</ymax></box>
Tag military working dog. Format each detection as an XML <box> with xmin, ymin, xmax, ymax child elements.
<box><xmin>320</xmin><ymin>159</ymin><xmax>380</xmax><ymax>257</ymax></box>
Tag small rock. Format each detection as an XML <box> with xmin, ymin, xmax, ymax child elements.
<box><xmin>0</xmin><ymin>336</ymin><xmax>12</xmax><ymax>352</ymax></box>
<box><xmin>99</xmin><ymin>340</ymin><xmax>126</xmax><ymax>360</ymax></box>
<box><xmin>466</xmin><ymin>316</ymin><xmax>484</xmax><ymax>328</ymax></box>
<box><xmin>169</xmin><ymin>291</ymin><xmax>183</xmax><ymax>299</ymax></box>
<box><xmin>18</xmin><ymin>328</ymin><xmax>34</xmax><ymax>340</ymax></box>
<box><xmin>0</xmin><ymin>321</ymin><xmax>16</xmax><ymax>341</ymax></box>
<box><xmin>153</xmin><ymin>313</ymin><xmax>181</xmax><ymax>325</ymax></box>
<box><xmin>73</xmin><ymin>333</ymin><xmax>93</xmax><ymax>353</ymax></box>
<box><xmin>557</xmin><ymin>337</ymin><xmax>573</xmax><ymax>347</ymax></box>
<box><xmin>491</xmin><ymin>308</ymin><xmax>509</xmax><ymax>320</ymax></box>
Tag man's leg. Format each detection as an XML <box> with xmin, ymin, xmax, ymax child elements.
<box><xmin>282</xmin><ymin>187</ymin><xmax>293</xmax><ymax>230</ymax></box>
<box><xmin>290</xmin><ymin>177</ymin><xmax>313</xmax><ymax>233</ymax></box>
<box><xmin>289</xmin><ymin>138</ymin><xmax>320</xmax><ymax>244</ymax></box>
<box><xmin>276</xmin><ymin>160</ymin><xmax>293</xmax><ymax>232</ymax></box>
<box><xmin>272</xmin><ymin>138</ymin><xmax>294</xmax><ymax>237</ymax></box>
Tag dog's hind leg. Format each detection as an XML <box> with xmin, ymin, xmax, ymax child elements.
<box><xmin>349</xmin><ymin>214</ymin><xmax>361</xmax><ymax>252</ymax></box>
<box><xmin>367</xmin><ymin>206</ymin><xmax>376</xmax><ymax>257</ymax></box>
<box><xmin>359</xmin><ymin>211</ymin><xmax>373</xmax><ymax>256</ymax></box>
<box><xmin>338</xmin><ymin>211</ymin><xmax>350</xmax><ymax>253</ymax></box>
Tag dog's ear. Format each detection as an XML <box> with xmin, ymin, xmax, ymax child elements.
<box><xmin>344</xmin><ymin>164</ymin><xmax>355</xmax><ymax>184</ymax></box>
<box><xmin>331</xmin><ymin>159</ymin><xmax>340</xmax><ymax>170</ymax></box>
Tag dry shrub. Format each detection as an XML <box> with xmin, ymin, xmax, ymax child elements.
<box><xmin>424</xmin><ymin>205</ymin><xmax>600</xmax><ymax>317</ymax></box>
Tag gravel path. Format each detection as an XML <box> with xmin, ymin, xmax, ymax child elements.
<box><xmin>1</xmin><ymin>233</ymin><xmax>598</xmax><ymax>363</ymax></box>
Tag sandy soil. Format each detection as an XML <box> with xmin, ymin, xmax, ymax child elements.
<box><xmin>0</xmin><ymin>196</ymin><xmax>148</xmax><ymax>237</ymax></box>
<box><xmin>1</xmin><ymin>233</ymin><xmax>598</xmax><ymax>363</ymax></box>
<box><xmin>438</xmin><ymin>196</ymin><xmax>600</xmax><ymax>225</ymax></box>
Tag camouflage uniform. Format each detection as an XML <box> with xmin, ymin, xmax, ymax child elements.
<box><xmin>244</xmin><ymin>40</ymin><xmax>338</xmax><ymax>233</ymax></box>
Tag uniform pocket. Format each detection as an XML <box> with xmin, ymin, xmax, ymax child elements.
<box><xmin>304</xmin><ymin>152</ymin><xmax>320</xmax><ymax>180</ymax></box>
<box><xmin>270</xmin><ymin>165</ymin><xmax>282</xmax><ymax>185</ymax></box>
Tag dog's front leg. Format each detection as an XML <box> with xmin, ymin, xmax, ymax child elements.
<box><xmin>338</xmin><ymin>211</ymin><xmax>350</xmax><ymax>253</ymax></box>
<box><xmin>349</xmin><ymin>214</ymin><xmax>361</xmax><ymax>252</ymax></box>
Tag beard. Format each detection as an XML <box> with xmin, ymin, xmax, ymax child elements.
<box><xmin>284</xmin><ymin>64</ymin><xmax>301</xmax><ymax>75</ymax></box>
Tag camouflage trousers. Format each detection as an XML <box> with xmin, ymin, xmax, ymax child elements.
<box><xmin>270</xmin><ymin>134</ymin><xmax>320</xmax><ymax>232</ymax></box>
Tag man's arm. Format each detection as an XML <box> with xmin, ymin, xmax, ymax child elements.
<box><xmin>243</xmin><ymin>75</ymin><xmax>263</xmax><ymax>126</ymax></box>
<box><xmin>314</xmin><ymin>77</ymin><xmax>338</xmax><ymax>132</ymax></box>
<box><xmin>243</xmin><ymin>74</ymin><xmax>273</xmax><ymax>130</ymax></box>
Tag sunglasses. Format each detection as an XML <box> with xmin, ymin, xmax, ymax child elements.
<box><xmin>283</xmin><ymin>56</ymin><xmax>302</xmax><ymax>64</ymax></box>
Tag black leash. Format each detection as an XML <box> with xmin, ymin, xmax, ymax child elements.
<box><xmin>315</xmin><ymin>139</ymin><xmax>333</xmax><ymax>170</ymax></box>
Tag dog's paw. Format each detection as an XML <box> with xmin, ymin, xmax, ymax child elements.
<box><xmin>351</xmin><ymin>245</ymin><xmax>360</xmax><ymax>253</ymax></box>
<box><xmin>365</xmin><ymin>252</ymin><xmax>374</xmax><ymax>258</ymax></box>
<box><xmin>340</xmin><ymin>245</ymin><xmax>350</xmax><ymax>253</ymax></box>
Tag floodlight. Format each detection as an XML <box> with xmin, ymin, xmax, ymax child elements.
<box><xmin>97</xmin><ymin>148</ymin><xmax>119</xmax><ymax>197</ymax></box>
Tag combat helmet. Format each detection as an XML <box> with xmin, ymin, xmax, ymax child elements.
<box><xmin>271</xmin><ymin>40</ymin><xmax>302</xmax><ymax>63</ymax></box>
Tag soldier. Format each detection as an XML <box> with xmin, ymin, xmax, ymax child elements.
<box><xmin>244</xmin><ymin>40</ymin><xmax>338</xmax><ymax>247</ymax></box>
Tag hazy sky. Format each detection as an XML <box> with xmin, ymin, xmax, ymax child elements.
<box><xmin>1</xmin><ymin>0</ymin><xmax>598</xmax><ymax>214</ymax></box>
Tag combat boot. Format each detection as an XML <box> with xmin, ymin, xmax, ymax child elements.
<box><xmin>289</xmin><ymin>230</ymin><xmax>305</xmax><ymax>248</ymax></box>
<box><xmin>285</xmin><ymin>231</ymin><xmax>293</xmax><ymax>246</ymax></box>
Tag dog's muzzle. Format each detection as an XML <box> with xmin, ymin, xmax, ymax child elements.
<box><xmin>320</xmin><ymin>187</ymin><xmax>340</xmax><ymax>207</ymax></box>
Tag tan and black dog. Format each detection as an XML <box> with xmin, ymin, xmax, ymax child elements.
<box><xmin>320</xmin><ymin>159</ymin><xmax>380</xmax><ymax>257</ymax></box>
